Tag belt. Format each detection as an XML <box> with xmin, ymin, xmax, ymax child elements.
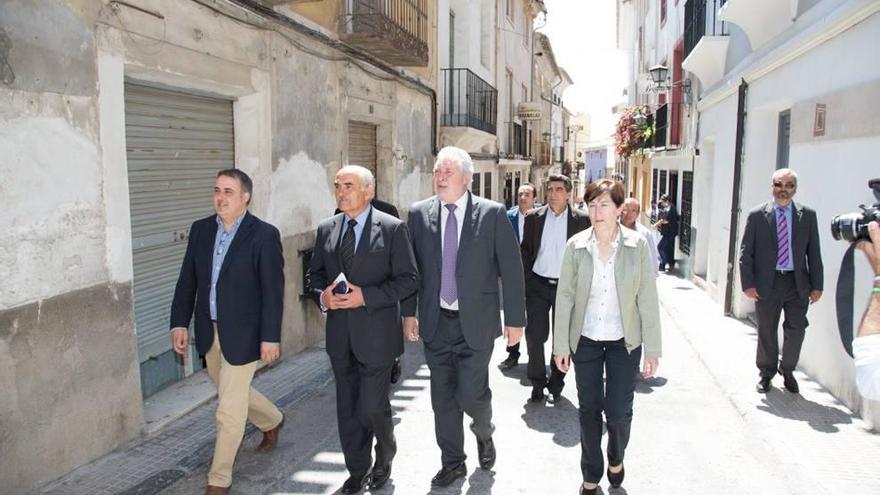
<box><xmin>440</xmin><ymin>307</ymin><xmax>460</xmax><ymax>318</ymax></box>
<box><xmin>535</xmin><ymin>275</ymin><xmax>559</xmax><ymax>285</ymax></box>
<box><xmin>775</xmin><ymin>270</ymin><xmax>793</xmax><ymax>276</ymax></box>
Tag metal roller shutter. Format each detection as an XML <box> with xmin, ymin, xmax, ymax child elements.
<box><xmin>124</xmin><ymin>82</ymin><xmax>233</xmax><ymax>395</ymax></box>
<box><xmin>348</xmin><ymin>120</ymin><xmax>378</xmax><ymax>180</ymax></box>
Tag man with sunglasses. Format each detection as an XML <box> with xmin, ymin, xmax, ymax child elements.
<box><xmin>740</xmin><ymin>168</ymin><xmax>824</xmax><ymax>394</ymax></box>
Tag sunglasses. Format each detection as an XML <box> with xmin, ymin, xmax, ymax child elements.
<box><xmin>773</xmin><ymin>181</ymin><xmax>796</xmax><ymax>190</ymax></box>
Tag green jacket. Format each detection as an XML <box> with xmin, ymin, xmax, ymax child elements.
<box><xmin>553</xmin><ymin>226</ymin><xmax>662</xmax><ymax>358</ymax></box>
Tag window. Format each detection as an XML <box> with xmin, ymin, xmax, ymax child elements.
<box><xmin>777</xmin><ymin>110</ymin><xmax>791</xmax><ymax>170</ymax></box>
<box><xmin>480</xmin><ymin>2</ymin><xmax>491</xmax><ymax>69</ymax></box>
<box><xmin>472</xmin><ymin>172</ymin><xmax>481</xmax><ymax>196</ymax></box>
<box><xmin>484</xmin><ymin>172</ymin><xmax>493</xmax><ymax>199</ymax></box>
<box><xmin>449</xmin><ymin>10</ymin><xmax>455</xmax><ymax>68</ymax></box>
<box><xmin>506</xmin><ymin>0</ymin><xmax>513</xmax><ymax>22</ymax></box>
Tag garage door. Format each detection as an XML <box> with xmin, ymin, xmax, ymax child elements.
<box><xmin>348</xmin><ymin>120</ymin><xmax>378</xmax><ymax>181</ymax></box>
<box><xmin>125</xmin><ymin>82</ymin><xmax>234</xmax><ymax>397</ymax></box>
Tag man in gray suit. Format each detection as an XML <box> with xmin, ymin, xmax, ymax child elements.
<box><xmin>402</xmin><ymin>146</ymin><xmax>526</xmax><ymax>487</ymax></box>
<box><xmin>309</xmin><ymin>165</ymin><xmax>419</xmax><ymax>493</ymax></box>
<box><xmin>740</xmin><ymin>168</ymin><xmax>823</xmax><ymax>395</ymax></box>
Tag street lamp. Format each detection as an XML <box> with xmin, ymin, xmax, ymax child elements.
<box><xmin>647</xmin><ymin>64</ymin><xmax>691</xmax><ymax>99</ymax></box>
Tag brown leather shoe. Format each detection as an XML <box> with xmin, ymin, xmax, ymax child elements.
<box><xmin>257</xmin><ymin>415</ymin><xmax>284</xmax><ymax>452</ymax></box>
<box><xmin>204</xmin><ymin>485</ymin><xmax>229</xmax><ymax>495</ymax></box>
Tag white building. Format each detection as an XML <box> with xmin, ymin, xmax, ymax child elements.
<box><xmin>621</xmin><ymin>0</ymin><xmax>880</xmax><ymax>427</ymax></box>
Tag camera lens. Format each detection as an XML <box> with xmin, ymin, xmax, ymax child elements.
<box><xmin>831</xmin><ymin>213</ymin><xmax>862</xmax><ymax>242</ymax></box>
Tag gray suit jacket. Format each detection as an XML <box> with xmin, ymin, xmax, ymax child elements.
<box><xmin>402</xmin><ymin>192</ymin><xmax>527</xmax><ymax>350</ymax></box>
<box><xmin>309</xmin><ymin>208</ymin><xmax>419</xmax><ymax>364</ymax></box>
<box><xmin>739</xmin><ymin>200</ymin><xmax>823</xmax><ymax>300</ymax></box>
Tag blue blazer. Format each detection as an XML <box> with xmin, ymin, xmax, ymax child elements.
<box><xmin>507</xmin><ymin>207</ymin><xmax>521</xmax><ymax>242</ymax></box>
<box><xmin>170</xmin><ymin>212</ymin><xmax>285</xmax><ymax>365</ymax></box>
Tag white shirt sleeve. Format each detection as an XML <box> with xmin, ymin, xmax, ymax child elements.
<box><xmin>853</xmin><ymin>334</ymin><xmax>880</xmax><ymax>400</ymax></box>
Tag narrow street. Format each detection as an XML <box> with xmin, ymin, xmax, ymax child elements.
<box><xmin>42</xmin><ymin>274</ymin><xmax>880</xmax><ymax>495</ymax></box>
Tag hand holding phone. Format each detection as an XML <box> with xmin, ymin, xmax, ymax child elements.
<box><xmin>333</xmin><ymin>280</ymin><xmax>350</xmax><ymax>294</ymax></box>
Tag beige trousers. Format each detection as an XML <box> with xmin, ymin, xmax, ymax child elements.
<box><xmin>205</xmin><ymin>325</ymin><xmax>283</xmax><ymax>487</ymax></box>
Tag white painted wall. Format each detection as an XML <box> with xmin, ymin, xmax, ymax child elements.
<box><xmin>696</xmin><ymin>5</ymin><xmax>880</xmax><ymax>426</ymax></box>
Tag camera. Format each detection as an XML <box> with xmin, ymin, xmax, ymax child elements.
<box><xmin>831</xmin><ymin>179</ymin><xmax>880</xmax><ymax>242</ymax></box>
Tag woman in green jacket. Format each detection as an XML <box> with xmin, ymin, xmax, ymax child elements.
<box><xmin>553</xmin><ymin>179</ymin><xmax>662</xmax><ymax>494</ymax></box>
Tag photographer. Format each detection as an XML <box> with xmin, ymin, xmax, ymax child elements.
<box><xmin>853</xmin><ymin>221</ymin><xmax>880</xmax><ymax>400</ymax></box>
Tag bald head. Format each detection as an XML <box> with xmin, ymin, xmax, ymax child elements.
<box><xmin>620</xmin><ymin>198</ymin><xmax>642</xmax><ymax>229</ymax></box>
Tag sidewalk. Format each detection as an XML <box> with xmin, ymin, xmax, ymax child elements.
<box><xmin>36</xmin><ymin>274</ymin><xmax>880</xmax><ymax>495</ymax></box>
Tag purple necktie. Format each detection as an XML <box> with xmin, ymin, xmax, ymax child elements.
<box><xmin>440</xmin><ymin>203</ymin><xmax>458</xmax><ymax>305</ymax></box>
<box><xmin>776</xmin><ymin>206</ymin><xmax>790</xmax><ymax>267</ymax></box>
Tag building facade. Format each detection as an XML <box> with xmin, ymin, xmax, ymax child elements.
<box><xmin>618</xmin><ymin>0</ymin><xmax>880</xmax><ymax>427</ymax></box>
<box><xmin>0</xmin><ymin>0</ymin><xmax>438</xmax><ymax>491</ymax></box>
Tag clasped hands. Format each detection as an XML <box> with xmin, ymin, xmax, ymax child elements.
<box><xmin>321</xmin><ymin>281</ymin><xmax>366</xmax><ymax>310</ymax></box>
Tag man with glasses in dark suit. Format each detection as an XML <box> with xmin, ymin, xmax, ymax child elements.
<box><xmin>740</xmin><ymin>168</ymin><xmax>823</xmax><ymax>395</ymax></box>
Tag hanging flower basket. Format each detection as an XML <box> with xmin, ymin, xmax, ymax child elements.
<box><xmin>615</xmin><ymin>106</ymin><xmax>655</xmax><ymax>159</ymax></box>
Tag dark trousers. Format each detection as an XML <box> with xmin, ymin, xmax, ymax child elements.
<box><xmin>755</xmin><ymin>272</ymin><xmax>809</xmax><ymax>378</ymax></box>
<box><xmin>424</xmin><ymin>312</ymin><xmax>494</xmax><ymax>469</ymax></box>
<box><xmin>572</xmin><ymin>337</ymin><xmax>641</xmax><ymax>484</ymax></box>
<box><xmin>658</xmin><ymin>233</ymin><xmax>676</xmax><ymax>270</ymax></box>
<box><xmin>525</xmin><ymin>277</ymin><xmax>565</xmax><ymax>394</ymax></box>
<box><xmin>329</xmin><ymin>352</ymin><xmax>396</xmax><ymax>477</ymax></box>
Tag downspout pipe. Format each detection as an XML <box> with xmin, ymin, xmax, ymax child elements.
<box><xmin>724</xmin><ymin>79</ymin><xmax>748</xmax><ymax>316</ymax></box>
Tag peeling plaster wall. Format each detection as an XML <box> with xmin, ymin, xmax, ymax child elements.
<box><xmin>1</xmin><ymin>1</ymin><xmax>437</xmax><ymax>491</ymax></box>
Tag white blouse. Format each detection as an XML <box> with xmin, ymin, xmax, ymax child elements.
<box><xmin>580</xmin><ymin>232</ymin><xmax>624</xmax><ymax>341</ymax></box>
<box><xmin>854</xmin><ymin>334</ymin><xmax>880</xmax><ymax>400</ymax></box>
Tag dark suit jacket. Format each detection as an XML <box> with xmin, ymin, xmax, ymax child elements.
<box><xmin>309</xmin><ymin>208</ymin><xmax>419</xmax><ymax>365</ymax></box>
<box><xmin>739</xmin><ymin>201</ymin><xmax>824</xmax><ymax>300</ymax></box>
<box><xmin>170</xmin><ymin>212</ymin><xmax>285</xmax><ymax>365</ymax></box>
<box><xmin>520</xmin><ymin>205</ymin><xmax>590</xmax><ymax>281</ymax></box>
<box><xmin>401</xmin><ymin>192</ymin><xmax>526</xmax><ymax>350</ymax></box>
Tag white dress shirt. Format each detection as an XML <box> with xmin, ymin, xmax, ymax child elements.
<box><xmin>518</xmin><ymin>209</ymin><xmax>526</xmax><ymax>240</ymax></box>
<box><xmin>854</xmin><ymin>334</ymin><xmax>880</xmax><ymax>400</ymax></box>
<box><xmin>581</xmin><ymin>231</ymin><xmax>625</xmax><ymax>341</ymax></box>
<box><xmin>439</xmin><ymin>192</ymin><xmax>468</xmax><ymax>310</ymax></box>
<box><xmin>532</xmin><ymin>207</ymin><xmax>568</xmax><ymax>279</ymax></box>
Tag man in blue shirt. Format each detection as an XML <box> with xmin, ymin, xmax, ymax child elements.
<box><xmin>499</xmin><ymin>183</ymin><xmax>537</xmax><ymax>370</ymax></box>
<box><xmin>170</xmin><ymin>169</ymin><xmax>285</xmax><ymax>495</ymax></box>
<box><xmin>740</xmin><ymin>168</ymin><xmax>823</xmax><ymax>395</ymax></box>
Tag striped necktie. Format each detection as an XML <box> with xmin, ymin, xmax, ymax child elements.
<box><xmin>776</xmin><ymin>206</ymin><xmax>790</xmax><ymax>268</ymax></box>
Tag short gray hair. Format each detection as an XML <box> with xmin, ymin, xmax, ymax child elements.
<box><xmin>434</xmin><ymin>146</ymin><xmax>474</xmax><ymax>177</ymax></box>
<box><xmin>339</xmin><ymin>164</ymin><xmax>375</xmax><ymax>188</ymax></box>
<box><xmin>772</xmin><ymin>168</ymin><xmax>798</xmax><ymax>184</ymax></box>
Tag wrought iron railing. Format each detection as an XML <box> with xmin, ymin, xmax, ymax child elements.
<box><xmin>440</xmin><ymin>68</ymin><xmax>498</xmax><ymax>135</ymax></box>
<box><xmin>684</xmin><ymin>0</ymin><xmax>729</xmax><ymax>61</ymax></box>
<box><xmin>680</xmin><ymin>171</ymin><xmax>694</xmax><ymax>254</ymax></box>
<box><xmin>654</xmin><ymin>103</ymin><xmax>668</xmax><ymax>149</ymax></box>
<box><xmin>341</xmin><ymin>0</ymin><xmax>429</xmax><ymax>66</ymax></box>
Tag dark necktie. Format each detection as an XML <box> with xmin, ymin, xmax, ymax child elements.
<box><xmin>341</xmin><ymin>218</ymin><xmax>357</xmax><ymax>274</ymax></box>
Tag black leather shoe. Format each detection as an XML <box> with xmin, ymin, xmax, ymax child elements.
<box><xmin>477</xmin><ymin>437</ymin><xmax>496</xmax><ymax>470</ymax></box>
<box><xmin>580</xmin><ymin>484</ymin><xmax>598</xmax><ymax>495</ymax></box>
<box><xmin>756</xmin><ymin>377</ymin><xmax>772</xmax><ymax>393</ymax></box>
<box><xmin>607</xmin><ymin>464</ymin><xmax>625</xmax><ymax>488</ymax></box>
<box><xmin>498</xmin><ymin>354</ymin><xmax>518</xmax><ymax>370</ymax></box>
<box><xmin>340</xmin><ymin>472</ymin><xmax>370</xmax><ymax>494</ymax></box>
<box><xmin>780</xmin><ymin>371</ymin><xmax>799</xmax><ymax>394</ymax></box>
<box><xmin>431</xmin><ymin>463</ymin><xmax>467</xmax><ymax>487</ymax></box>
<box><xmin>530</xmin><ymin>386</ymin><xmax>545</xmax><ymax>402</ymax></box>
<box><xmin>390</xmin><ymin>358</ymin><xmax>402</xmax><ymax>385</ymax></box>
<box><xmin>369</xmin><ymin>462</ymin><xmax>392</xmax><ymax>490</ymax></box>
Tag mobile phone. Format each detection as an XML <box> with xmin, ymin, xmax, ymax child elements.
<box><xmin>333</xmin><ymin>280</ymin><xmax>349</xmax><ymax>295</ymax></box>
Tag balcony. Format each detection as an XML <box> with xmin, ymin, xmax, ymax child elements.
<box><xmin>682</xmin><ymin>0</ymin><xmax>730</xmax><ymax>89</ymax></box>
<box><xmin>440</xmin><ymin>68</ymin><xmax>498</xmax><ymax>135</ymax></box>
<box><xmin>339</xmin><ymin>0</ymin><xmax>429</xmax><ymax>67</ymax></box>
<box><xmin>653</xmin><ymin>103</ymin><xmax>668</xmax><ymax>149</ymax></box>
<box><xmin>719</xmin><ymin>0</ymin><xmax>796</xmax><ymax>51</ymax></box>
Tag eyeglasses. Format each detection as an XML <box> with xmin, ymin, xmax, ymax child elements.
<box><xmin>772</xmin><ymin>181</ymin><xmax>796</xmax><ymax>190</ymax></box>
